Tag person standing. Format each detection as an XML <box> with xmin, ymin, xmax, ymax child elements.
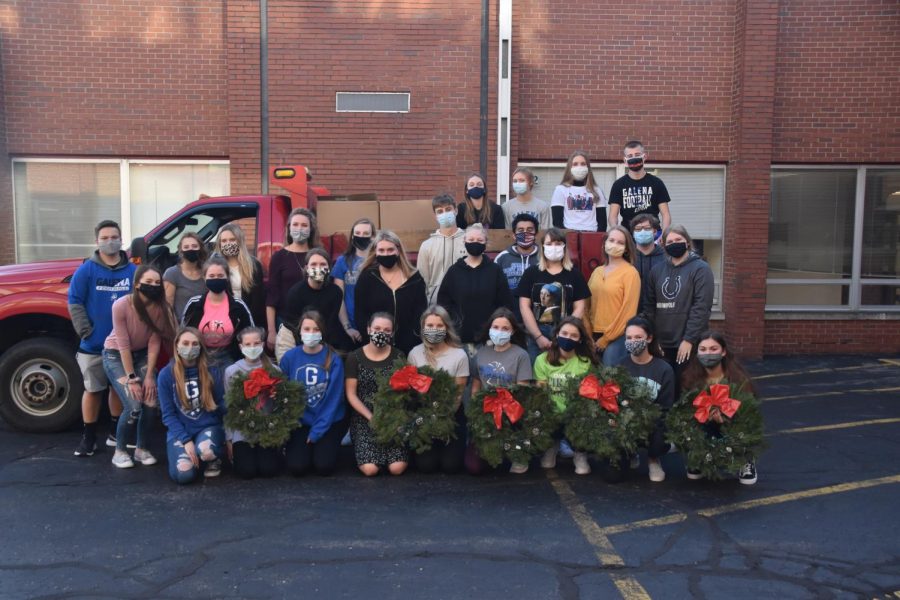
<box><xmin>68</xmin><ymin>220</ymin><xmax>136</xmax><ymax>457</ymax></box>
<box><xmin>503</xmin><ymin>167</ymin><xmax>551</xmax><ymax>230</ymax></box>
<box><xmin>163</xmin><ymin>233</ymin><xmax>208</xmax><ymax>319</ymax></box>
<box><xmin>551</xmin><ymin>151</ymin><xmax>607</xmax><ymax>232</ymax></box>
<box><xmin>607</xmin><ymin>140</ymin><xmax>672</xmax><ymax>232</ymax></box>
<box><xmin>456</xmin><ymin>173</ymin><xmax>505</xmax><ymax>230</ymax></box>
<box><xmin>213</xmin><ymin>223</ymin><xmax>266</xmax><ymax>329</ymax></box>
<box><xmin>629</xmin><ymin>214</ymin><xmax>666</xmax><ymax>316</ymax></box>
<box><xmin>417</xmin><ymin>193</ymin><xmax>467</xmax><ymax>303</ymax></box>
<box><xmin>494</xmin><ymin>213</ymin><xmax>540</xmax><ymax>307</ymax></box>
<box><xmin>332</xmin><ymin>218</ymin><xmax>375</xmax><ymax>344</ymax></box>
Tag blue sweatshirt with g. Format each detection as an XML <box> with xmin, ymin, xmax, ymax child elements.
<box><xmin>279</xmin><ymin>345</ymin><xmax>345</xmax><ymax>443</ymax></box>
<box><xmin>158</xmin><ymin>363</ymin><xmax>227</xmax><ymax>444</ymax></box>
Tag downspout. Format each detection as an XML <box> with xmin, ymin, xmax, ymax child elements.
<box><xmin>479</xmin><ymin>0</ymin><xmax>489</xmax><ymax>178</ymax></box>
<box><xmin>260</xmin><ymin>0</ymin><xmax>269</xmax><ymax>194</ymax></box>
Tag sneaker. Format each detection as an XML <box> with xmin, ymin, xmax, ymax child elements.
<box><xmin>111</xmin><ymin>450</ymin><xmax>134</xmax><ymax>469</ymax></box>
<box><xmin>105</xmin><ymin>434</ymin><xmax>117</xmax><ymax>448</ymax></box>
<box><xmin>629</xmin><ymin>454</ymin><xmax>641</xmax><ymax>470</ymax></box>
<box><xmin>340</xmin><ymin>430</ymin><xmax>352</xmax><ymax>447</ymax></box>
<box><xmin>739</xmin><ymin>462</ymin><xmax>757</xmax><ymax>485</ymax></box>
<box><xmin>204</xmin><ymin>459</ymin><xmax>222</xmax><ymax>478</ymax></box>
<box><xmin>666</xmin><ymin>442</ymin><xmax>677</xmax><ymax>455</ymax></box>
<box><xmin>558</xmin><ymin>439</ymin><xmax>575</xmax><ymax>459</ymax></box>
<box><xmin>133</xmin><ymin>448</ymin><xmax>158</xmax><ymax>466</ymax></box>
<box><xmin>509</xmin><ymin>462</ymin><xmax>529</xmax><ymax>474</ymax></box>
<box><xmin>686</xmin><ymin>468</ymin><xmax>704</xmax><ymax>480</ymax></box>
<box><xmin>73</xmin><ymin>436</ymin><xmax>96</xmax><ymax>457</ymax></box>
<box><xmin>573</xmin><ymin>452</ymin><xmax>591</xmax><ymax>475</ymax></box>
<box><xmin>540</xmin><ymin>444</ymin><xmax>558</xmax><ymax>469</ymax></box>
<box><xmin>648</xmin><ymin>459</ymin><xmax>665</xmax><ymax>482</ymax></box>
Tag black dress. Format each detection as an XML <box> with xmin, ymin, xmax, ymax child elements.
<box><xmin>347</xmin><ymin>347</ymin><xmax>408</xmax><ymax>467</ymax></box>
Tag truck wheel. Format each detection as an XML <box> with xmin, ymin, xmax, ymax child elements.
<box><xmin>0</xmin><ymin>338</ymin><xmax>83</xmax><ymax>432</ymax></box>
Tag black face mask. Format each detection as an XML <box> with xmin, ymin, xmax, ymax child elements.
<box><xmin>465</xmin><ymin>242</ymin><xmax>486</xmax><ymax>257</ymax></box>
<box><xmin>467</xmin><ymin>187</ymin><xmax>485</xmax><ymax>200</ymax></box>
<box><xmin>626</xmin><ymin>156</ymin><xmax>644</xmax><ymax>171</ymax></box>
<box><xmin>352</xmin><ymin>236</ymin><xmax>371</xmax><ymax>251</ymax></box>
<box><xmin>665</xmin><ymin>242</ymin><xmax>688</xmax><ymax>259</ymax></box>
<box><xmin>181</xmin><ymin>249</ymin><xmax>201</xmax><ymax>263</ymax></box>
<box><xmin>206</xmin><ymin>278</ymin><xmax>229</xmax><ymax>294</ymax></box>
<box><xmin>138</xmin><ymin>283</ymin><xmax>163</xmax><ymax>301</ymax></box>
<box><xmin>375</xmin><ymin>254</ymin><xmax>399</xmax><ymax>269</ymax></box>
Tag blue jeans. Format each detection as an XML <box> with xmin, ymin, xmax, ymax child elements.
<box><xmin>102</xmin><ymin>348</ymin><xmax>151</xmax><ymax>451</ymax></box>
<box><xmin>601</xmin><ymin>335</ymin><xmax>628</xmax><ymax>367</ymax></box>
<box><xmin>527</xmin><ymin>323</ymin><xmax>555</xmax><ymax>363</ymax></box>
<box><xmin>166</xmin><ymin>426</ymin><xmax>226</xmax><ymax>484</ymax></box>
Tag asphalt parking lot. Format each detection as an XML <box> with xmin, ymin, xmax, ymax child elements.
<box><xmin>1</xmin><ymin>355</ymin><xmax>899</xmax><ymax>600</ymax></box>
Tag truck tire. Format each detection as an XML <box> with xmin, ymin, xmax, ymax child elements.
<box><xmin>0</xmin><ymin>338</ymin><xmax>83</xmax><ymax>432</ymax></box>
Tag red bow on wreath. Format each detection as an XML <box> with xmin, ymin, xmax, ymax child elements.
<box><xmin>692</xmin><ymin>383</ymin><xmax>741</xmax><ymax>424</ymax></box>
<box><xmin>578</xmin><ymin>374</ymin><xmax>620</xmax><ymax>414</ymax></box>
<box><xmin>483</xmin><ymin>388</ymin><xmax>525</xmax><ymax>430</ymax></box>
<box><xmin>389</xmin><ymin>365</ymin><xmax>433</xmax><ymax>394</ymax></box>
<box><xmin>244</xmin><ymin>368</ymin><xmax>282</xmax><ymax>410</ymax></box>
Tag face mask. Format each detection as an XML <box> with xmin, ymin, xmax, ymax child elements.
<box><xmin>697</xmin><ymin>353</ymin><xmax>724</xmax><ymax>368</ymax></box>
<box><xmin>512</xmin><ymin>181</ymin><xmax>529</xmax><ymax>195</ymax></box>
<box><xmin>625</xmin><ymin>339</ymin><xmax>647</xmax><ymax>356</ymax></box>
<box><xmin>436</xmin><ymin>211</ymin><xmax>456</xmax><ymax>228</ymax></box>
<box><xmin>633</xmin><ymin>230</ymin><xmax>655</xmax><ymax>246</ymax></box>
<box><xmin>557</xmin><ymin>335</ymin><xmax>578</xmax><ymax>352</ymax></box>
<box><xmin>206</xmin><ymin>278</ymin><xmax>229</xmax><ymax>294</ymax></box>
<box><xmin>308</xmin><ymin>266</ymin><xmax>329</xmax><ymax>282</ymax></box>
<box><xmin>489</xmin><ymin>328</ymin><xmax>512</xmax><ymax>346</ymax></box>
<box><xmin>99</xmin><ymin>239</ymin><xmax>122</xmax><ymax>256</ymax></box>
<box><xmin>375</xmin><ymin>254</ymin><xmax>399</xmax><ymax>269</ymax></box>
<box><xmin>138</xmin><ymin>283</ymin><xmax>163</xmax><ymax>301</ymax></box>
<box><xmin>181</xmin><ymin>249</ymin><xmax>201</xmax><ymax>263</ymax></box>
<box><xmin>220</xmin><ymin>241</ymin><xmax>240</xmax><ymax>257</ymax></box>
<box><xmin>570</xmin><ymin>166</ymin><xmax>589</xmax><ymax>181</ymax></box>
<box><xmin>241</xmin><ymin>346</ymin><xmax>264</xmax><ymax>361</ymax></box>
<box><xmin>626</xmin><ymin>156</ymin><xmax>644</xmax><ymax>171</ymax></box>
<box><xmin>544</xmin><ymin>245</ymin><xmax>565</xmax><ymax>262</ymax></box>
<box><xmin>301</xmin><ymin>332</ymin><xmax>323</xmax><ymax>348</ymax></box>
<box><xmin>665</xmin><ymin>242</ymin><xmax>688</xmax><ymax>259</ymax></box>
<box><xmin>467</xmin><ymin>186</ymin><xmax>485</xmax><ymax>200</ymax></box>
<box><xmin>422</xmin><ymin>328</ymin><xmax>447</xmax><ymax>344</ymax></box>
<box><xmin>177</xmin><ymin>346</ymin><xmax>201</xmax><ymax>361</ymax></box>
<box><xmin>290</xmin><ymin>228</ymin><xmax>310</xmax><ymax>243</ymax></box>
<box><xmin>605</xmin><ymin>241</ymin><xmax>626</xmax><ymax>258</ymax></box>
<box><xmin>352</xmin><ymin>235</ymin><xmax>371</xmax><ymax>251</ymax></box>
<box><xmin>369</xmin><ymin>330</ymin><xmax>392</xmax><ymax>348</ymax></box>
<box><xmin>465</xmin><ymin>242</ymin><xmax>486</xmax><ymax>257</ymax></box>
<box><xmin>515</xmin><ymin>232</ymin><xmax>536</xmax><ymax>248</ymax></box>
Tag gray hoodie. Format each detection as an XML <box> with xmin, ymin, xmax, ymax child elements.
<box><xmin>644</xmin><ymin>252</ymin><xmax>714</xmax><ymax>349</ymax></box>
<box><xmin>417</xmin><ymin>228</ymin><xmax>467</xmax><ymax>303</ymax></box>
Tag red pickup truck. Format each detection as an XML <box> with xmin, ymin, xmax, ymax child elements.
<box><xmin>0</xmin><ymin>166</ymin><xmax>603</xmax><ymax>432</ymax></box>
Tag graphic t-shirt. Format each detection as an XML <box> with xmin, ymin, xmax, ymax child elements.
<box><xmin>533</xmin><ymin>353</ymin><xmax>592</xmax><ymax>412</ymax></box>
<box><xmin>475</xmin><ymin>344</ymin><xmax>533</xmax><ymax>389</ymax></box>
<box><xmin>515</xmin><ymin>266</ymin><xmax>591</xmax><ymax>329</ymax></box>
<box><xmin>198</xmin><ymin>295</ymin><xmax>234</xmax><ymax>349</ymax></box>
<box><xmin>551</xmin><ymin>184</ymin><xmax>608</xmax><ymax>232</ymax></box>
<box><xmin>331</xmin><ymin>254</ymin><xmax>365</xmax><ymax>328</ymax></box>
<box><xmin>608</xmin><ymin>173</ymin><xmax>671</xmax><ymax>226</ymax></box>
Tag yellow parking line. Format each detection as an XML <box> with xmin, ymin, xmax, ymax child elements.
<box><xmin>762</xmin><ymin>386</ymin><xmax>900</xmax><ymax>402</ymax></box>
<box><xmin>546</xmin><ymin>470</ymin><xmax>651</xmax><ymax>600</ymax></box>
<box><xmin>770</xmin><ymin>417</ymin><xmax>900</xmax><ymax>435</ymax></box>
<box><xmin>600</xmin><ymin>474</ymin><xmax>900</xmax><ymax>537</ymax></box>
<box><xmin>753</xmin><ymin>362</ymin><xmax>894</xmax><ymax>380</ymax></box>
<box><xmin>878</xmin><ymin>358</ymin><xmax>900</xmax><ymax>367</ymax></box>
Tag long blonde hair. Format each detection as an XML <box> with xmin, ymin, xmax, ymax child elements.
<box><xmin>215</xmin><ymin>223</ymin><xmax>254</xmax><ymax>294</ymax></box>
<box><xmin>360</xmin><ymin>230</ymin><xmax>416</xmax><ymax>278</ymax></box>
<box><xmin>418</xmin><ymin>305</ymin><xmax>462</xmax><ymax>368</ymax></box>
<box><xmin>172</xmin><ymin>327</ymin><xmax>217</xmax><ymax>413</ymax></box>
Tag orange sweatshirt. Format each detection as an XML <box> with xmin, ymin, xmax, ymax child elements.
<box><xmin>587</xmin><ymin>263</ymin><xmax>641</xmax><ymax>349</ymax></box>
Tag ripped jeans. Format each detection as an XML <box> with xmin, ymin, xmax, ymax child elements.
<box><xmin>166</xmin><ymin>426</ymin><xmax>226</xmax><ymax>484</ymax></box>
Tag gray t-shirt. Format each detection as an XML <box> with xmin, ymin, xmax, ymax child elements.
<box><xmin>502</xmin><ymin>196</ymin><xmax>552</xmax><ymax>230</ymax></box>
<box><xmin>474</xmin><ymin>344</ymin><xmax>533</xmax><ymax>389</ymax></box>
<box><xmin>407</xmin><ymin>344</ymin><xmax>470</xmax><ymax>378</ymax></box>
<box><xmin>164</xmin><ymin>265</ymin><xmax>207</xmax><ymax>319</ymax></box>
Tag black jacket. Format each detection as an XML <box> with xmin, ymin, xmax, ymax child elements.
<box><xmin>354</xmin><ymin>268</ymin><xmax>428</xmax><ymax>355</ymax></box>
<box><xmin>437</xmin><ymin>257</ymin><xmax>515</xmax><ymax>343</ymax></box>
<box><xmin>181</xmin><ymin>291</ymin><xmax>255</xmax><ymax>360</ymax></box>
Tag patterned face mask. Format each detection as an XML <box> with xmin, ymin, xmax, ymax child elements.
<box><xmin>369</xmin><ymin>331</ymin><xmax>393</xmax><ymax>348</ymax></box>
<box><xmin>220</xmin><ymin>241</ymin><xmax>240</xmax><ymax>257</ymax></box>
<box><xmin>308</xmin><ymin>266</ymin><xmax>329</xmax><ymax>282</ymax></box>
<box><xmin>624</xmin><ymin>339</ymin><xmax>647</xmax><ymax>356</ymax></box>
<box><xmin>422</xmin><ymin>328</ymin><xmax>447</xmax><ymax>344</ymax></box>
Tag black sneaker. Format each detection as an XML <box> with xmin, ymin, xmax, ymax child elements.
<box><xmin>74</xmin><ymin>437</ymin><xmax>96</xmax><ymax>457</ymax></box>
<box><xmin>739</xmin><ymin>462</ymin><xmax>757</xmax><ymax>485</ymax></box>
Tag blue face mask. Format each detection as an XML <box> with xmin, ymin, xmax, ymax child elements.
<box><xmin>557</xmin><ymin>336</ymin><xmax>578</xmax><ymax>352</ymax></box>
<box><xmin>436</xmin><ymin>211</ymin><xmax>456</xmax><ymax>228</ymax></box>
<box><xmin>467</xmin><ymin>186</ymin><xmax>485</xmax><ymax>200</ymax></box>
<box><xmin>512</xmin><ymin>181</ymin><xmax>528</xmax><ymax>195</ymax></box>
<box><xmin>633</xmin><ymin>230</ymin><xmax>655</xmax><ymax>246</ymax></box>
<box><xmin>489</xmin><ymin>328</ymin><xmax>512</xmax><ymax>346</ymax></box>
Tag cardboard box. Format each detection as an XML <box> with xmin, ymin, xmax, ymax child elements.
<box><xmin>378</xmin><ymin>199</ymin><xmax>436</xmax><ymax>233</ymax></box>
<box><xmin>316</xmin><ymin>200</ymin><xmax>380</xmax><ymax>236</ymax></box>
<box><xmin>395</xmin><ymin>228</ymin><xmax>514</xmax><ymax>257</ymax></box>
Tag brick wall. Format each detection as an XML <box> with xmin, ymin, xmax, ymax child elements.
<box><xmin>764</xmin><ymin>319</ymin><xmax>900</xmax><ymax>355</ymax></box>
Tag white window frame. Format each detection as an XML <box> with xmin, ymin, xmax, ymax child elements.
<box><xmin>11</xmin><ymin>157</ymin><xmax>230</xmax><ymax>263</ymax></box>
<box><xmin>767</xmin><ymin>165</ymin><xmax>900</xmax><ymax>312</ymax></box>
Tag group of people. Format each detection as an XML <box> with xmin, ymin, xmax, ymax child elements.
<box><xmin>66</xmin><ymin>140</ymin><xmax>757</xmax><ymax>485</ymax></box>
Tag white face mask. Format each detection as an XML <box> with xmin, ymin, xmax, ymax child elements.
<box><xmin>241</xmin><ymin>346</ymin><xmax>264</xmax><ymax>361</ymax></box>
<box><xmin>512</xmin><ymin>181</ymin><xmax>529</xmax><ymax>195</ymax></box>
<box><xmin>301</xmin><ymin>332</ymin><xmax>323</xmax><ymax>348</ymax></box>
<box><xmin>570</xmin><ymin>166</ymin><xmax>589</xmax><ymax>180</ymax></box>
<box><xmin>543</xmin><ymin>245</ymin><xmax>565</xmax><ymax>262</ymax></box>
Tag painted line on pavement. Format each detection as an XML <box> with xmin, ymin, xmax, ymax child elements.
<box><xmin>754</xmin><ymin>362</ymin><xmax>895</xmax><ymax>381</ymax></box>
<box><xmin>769</xmin><ymin>417</ymin><xmax>900</xmax><ymax>435</ymax></box>
<box><xmin>762</xmin><ymin>386</ymin><xmax>900</xmax><ymax>402</ymax></box>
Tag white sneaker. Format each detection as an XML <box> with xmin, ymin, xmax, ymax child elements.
<box><xmin>509</xmin><ymin>462</ymin><xmax>529</xmax><ymax>474</ymax></box>
<box><xmin>558</xmin><ymin>439</ymin><xmax>575</xmax><ymax>459</ymax></box>
<box><xmin>540</xmin><ymin>444</ymin><xmax>558</xmax><ymax>469</ymax></box>
<box><xmin>204</xmin><ymin>459</ymin><xmax>222</xmax><ymax>478</ymax></box>
<box><xmin>648</xmin><ymin>459</ymin><xmax>665</xmax><ymax>482</ymax></box>
<box><xmin>133</xmin><ymin>448</ymin><xmax>157</xmax><ymax>466</ymax></box>
<box><xmin>111</xmin><ymin>450</ymin><xmax>134</xmax><ymax>469</ymax></box>
<box><xmin>686</xmin><ymin>468</ymin><xmax>704</xmax><ymax>480</ymax></box>
<box><xmin>573</xmin><ymin>452</ymin><xmax>591</xmax><ymax>475</ymax></box>
<box><xmin>629</xmin><ymin>454</ymin><xmax>641</xmax><ymax>470</ymax></box>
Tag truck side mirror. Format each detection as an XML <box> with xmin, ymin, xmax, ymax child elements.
<box><xmin>130</xmin><ymin>237</ymin><xmax>148</xmax><ymax>265</ymax></box>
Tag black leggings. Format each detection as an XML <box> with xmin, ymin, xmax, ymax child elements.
<box><xmin>232</xmin><ymin>442</ymin><xmax>281</xmax><ymax>479</ymax></box>
<box><xmin>415</xmin><ymin>409</ymin><xmax>466</xmax><ymax>474</ymax></box>
<box><xmin>285</xmin><ymin>422</ymin><xmax>344</xmax><ymax>477</ymax></box>
<box><xmin>662</xmin><ymin>346</ymin><xmax>688</xmax><ymax>400</ymax></box>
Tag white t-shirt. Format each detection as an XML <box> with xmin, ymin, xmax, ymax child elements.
<box><xmin>229</xmin><ymin>268</ymin><xmax>243</xmax><ymax>300</ymax></box>
<box><xmin>551</xmin><ymin>184</ymin><xmax>608</xmax><ymax>232</ymax></box>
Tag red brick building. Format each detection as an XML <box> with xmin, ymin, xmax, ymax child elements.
<box><xmin>0</xmin><ymin>0</ymin><xmax>897</xmax><ymax>356</ymax></box>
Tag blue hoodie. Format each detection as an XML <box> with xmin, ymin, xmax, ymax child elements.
<box><xmin>67</xmin><ymin>250</ymin><xmax>136</xmax><ymax>354</ymax></box>
<box><xmin>158</xmin><ymin>363</ymin><xmax>227</xmax><ymax>444</ymax></box>
<box><xmin>279</xmin><ymin>345</ymin><xmax>345</xmax><ymax>443</ymax></box>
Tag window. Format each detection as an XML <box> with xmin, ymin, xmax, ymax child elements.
<box><xmin>767</xmin><ymin>167</ymin><xmax>900</xmax><ymax>310</ymax></box>
<box><xmin>11</xmin><ymin>159</ymin><xmax>229</xmax><ymax>263</ymax></box>
<box><xmin>335</xmin><ymin>92</ymin><xmax>410</xmax><ymax>113</ymax></box>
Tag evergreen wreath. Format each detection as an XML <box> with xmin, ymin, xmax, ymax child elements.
<box><xmin>371</xmin><ymin>360</ymin><xmax>460</xmax><ymax>453</ymax></box>
<box><xmin>467</xmin><ymin>385</ymin><xmax>562</xmax><ymax>467</ymax></box>
<box><xmin>665</xmin><ymin>380</ymin><xmax>765</xmax><ymax>480</ymax></box>
<box><xmin>562</xmin><ymin>365</ymin><xmax>661</xmax><ymax>465</ymax></box>
<box><xmin>224</xmin><ymin>365</ymin><xmax>305</xmax><ymax>448</ymax></box>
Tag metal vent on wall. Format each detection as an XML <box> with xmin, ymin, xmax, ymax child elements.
<box><xmin>335</xmin><ymin>92</ymin><xmax>410</xmax><ymax>113</ymax></box>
